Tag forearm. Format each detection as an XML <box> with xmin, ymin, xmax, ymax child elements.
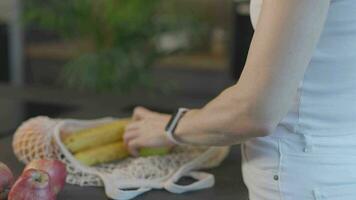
<box><xmin>175</xmin><ymin>85</ymin><xmax>271</xmax><ymax>146</ymax></box>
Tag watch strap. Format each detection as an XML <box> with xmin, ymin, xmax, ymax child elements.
<box><xmin>165</xmin><ymin>108</ymin><xmax>189</xmax><ymax>145</ymax></box>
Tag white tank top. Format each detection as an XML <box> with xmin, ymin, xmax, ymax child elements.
<box><xmin>244</xmin><ymin>2</ymin><xmax>356</xmax><ymax>198</ymax></box>
<box><xmin>250</xmin><ymin>0</ymin><xmax>356</xmax><ymax>138</ymax></box>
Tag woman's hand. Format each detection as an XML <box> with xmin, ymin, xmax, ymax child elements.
<box><xmin>123</xmin><ymin>107</ymin><xmax>175</xmax><ymax>156</ymax></box>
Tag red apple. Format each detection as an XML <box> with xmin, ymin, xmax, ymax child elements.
<box><xmin>8</xmin><ymin>169</ymin><xmax>56</xmax><ymax>200</ymax></box>
<box><xmin>0</xmin><ymin>162</ymin><xmax>14</xmax><ymax>200</ymax></box>
<box><xmin>24</xmin><ymin>159</ymin><xmax>67</xmax><ymax>194</ymax></box>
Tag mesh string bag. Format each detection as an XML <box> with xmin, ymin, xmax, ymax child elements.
<box><xmin>12</xmin><ymin>116</ymin><xmax>230</xmax><ymax>200</ymax></box>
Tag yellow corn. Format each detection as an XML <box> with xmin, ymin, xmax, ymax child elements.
<box><xmin>64</xmin><ymin>118</ymin><xmax>131</xmax><ymax>153</ymax></box>
<box><xmin>65</xmin><ymin>118</ymin><xmax>171</xmax><ymax>166</ymax></box>
<box><xmin>75</xmin><ymin>142</ymin><xmax>130</xmax><ymax>166</ymax></box>
<box><xmin>74</xmin><ymin>143</ymin><xmax>171</xmax><ymax>166</ymax></box>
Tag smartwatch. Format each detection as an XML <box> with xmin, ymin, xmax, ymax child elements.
<box><xmin>165</xmin><ymin>108</ymin><xmax>189</xmax><ymax>145</ymax></box>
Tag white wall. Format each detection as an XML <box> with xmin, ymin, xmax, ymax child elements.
<box><xmin>0</xmin><ymin>0</ymin><xmax>12</xmax><ymax>23</ymax></box>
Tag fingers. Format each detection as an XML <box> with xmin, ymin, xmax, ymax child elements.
<box><xmin>123</xmin><ymin>130</ymin><xmax>139</xmax><ymax>144</ymax></box>
<box><xmin>123</xmin><ymin>120</ymin><xmax>142</xmax><ymax>156</ymax></box>
<box><xmin>132</xmin><ymin>106</ymin><xmax>149</xmax><ymax>121</ymax></box>
<box><xmin>125</xmin><ymin>122</ymin><xmax>139</xmax><ymax>132</ymax></box>
<box><xmin>124</xmin><ymin>120</ymin><xmax>141</xmax><ymax>143</ymax></box>
<box><xmin>123</xmin><ymin>130</ymin><xmax>141</xmax><ymax>157</ymax></box>
<box><xmin>132</xmin><ymin>106</ymin><xmax>151</xmax><ymax>121</ymax></box>
<box><xmin>127</xmin><ymin>139</ymin><xmax>142</xmax><ymax>157</ymax></box>
<box><xmin>125</xmin><ymin>110</ymin><xmax>172</xmax><ymax>157</ymax></box>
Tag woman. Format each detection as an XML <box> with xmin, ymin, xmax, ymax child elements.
<box><xmin>124</xmin><ymin>0</ymin><xmax>356</xmax><ymax>199</ymax></box>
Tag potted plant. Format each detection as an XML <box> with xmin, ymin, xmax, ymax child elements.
<box><xmin>24</xmin><ymin>0</ymin><xmax>209</xmax><ymax>93</ymax></box>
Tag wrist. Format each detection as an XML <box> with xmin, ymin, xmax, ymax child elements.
<box><xmin>174</xmin><ymin>109</ymin><xmax>199</xmax><ymax>144</ymax></box>
<box><xmin>165</xmin><ymin>108</ymin><xmax>189</xmax><ymax>145</ymax></box>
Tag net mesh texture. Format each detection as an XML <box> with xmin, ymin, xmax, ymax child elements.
<box><xmin>12</xmin><ymin>116</ymin><xmax>229</xmax><ymax>187</ymax></box>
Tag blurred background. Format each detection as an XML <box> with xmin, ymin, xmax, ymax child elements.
<box><xmin>0</xmin><ymin>0</ymin><xmax>254</xmax><ymax>132</ymax></box>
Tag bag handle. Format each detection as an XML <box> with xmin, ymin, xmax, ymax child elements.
<box><xmin>109</xmin><ymin>188</ymin><xmax>150</xmax><ymax>200</ymax></box>
<box><xmin>164</xmin><ymin>171</ymin><xmax>215</xmax><ymax>194</ymax></box>
<box><xmin>100</xmin><ymin>173</ymin><xmax>152</xmax><ymax>200</ymax></box>
<box><xmin>162</xmin><ymin>147</ymin><xmax>218</xmax><ymax>193</ymax></box>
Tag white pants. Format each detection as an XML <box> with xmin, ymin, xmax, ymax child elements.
<box><xmin>242</xmin><ymin>126</ymin><xmax>356</xmax><ymax>200</ymax></box>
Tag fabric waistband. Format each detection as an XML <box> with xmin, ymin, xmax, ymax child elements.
<box><xmin>270</xmin><ymin>124</ymin><xmax>356</xmax><ymax>155</ymax></box>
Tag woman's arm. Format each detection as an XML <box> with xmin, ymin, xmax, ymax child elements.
<box><xmin>124</xmin><ymin>0</ymin><xmax>331</xmax><ymax>155</ymax></box>
<box><xmin>174</xmin><ymin>0</ymin><xmax>331</xmax><ymax>145</ymax></box>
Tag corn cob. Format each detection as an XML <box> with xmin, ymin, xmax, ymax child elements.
<box><xmin>64</xmin><ymin>118</ymin><xmax>131</xmax><ymax>153</ymax></box>
<box><xmin>75</xmin><ymin>142</ymin><xmax>130</xmax><ymax>166</ymax></box>
<box><xmin>74</xmin><ymin>143</ymin><xmax>171</xmax><ymax>166</ymax></box>
<box><xmin>75</xmin><ymin>142</ymin><xmax>170</xmax><ymax>166</ymax></box>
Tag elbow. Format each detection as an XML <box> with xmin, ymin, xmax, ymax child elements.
<box><xmin>226</xmin><ymin>120</ymin><xmax>275</xmax><ymax>144</ymax></box>
<box><xmin>230</xmin><ymin>118</ymin><xmax>278</xmax><ymax>139</ymax></box>
<box><xmin>238</xmin><ymin>99</ymin><xmax>280</xmax><ymax>137</ymax></box>
<box><xmin>227</xmin><ymin>118</ymin><xmax>277</xmax><ymax>140</ymax></box>
<box><xmin>254</xmin><ymin>121</ymin><xmax>277</xmax><ymax>137</ymax></box>
<box><xmin>228</xmin><ymin>105</ymin><xmax>279</xmax><ymax>138</ymax></box>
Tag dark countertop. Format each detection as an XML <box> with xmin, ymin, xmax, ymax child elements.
<box><xmin>0</xmin><ymin>135</ymin><xmax>248</xmax><ymax>200</ymax></box>
<box><xmin>0</xmin><ymin>84</ymin><xmax>248</xmax><ymax>200</ymax></box>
